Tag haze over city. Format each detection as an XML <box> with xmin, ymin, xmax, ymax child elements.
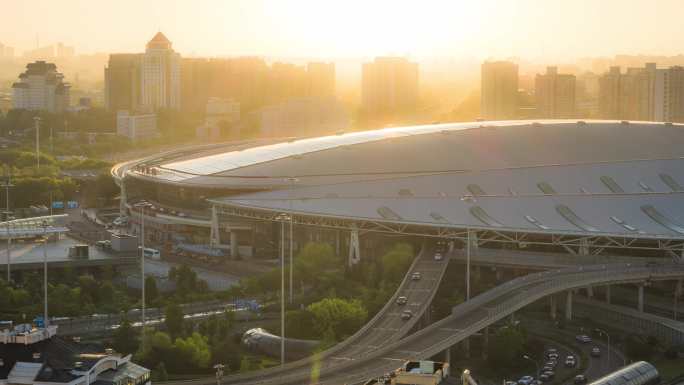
<box><xmin>3</xmin><ymin>0</ymin><xmax>684</xmax><ymax>59</ymax></box>
<box><xmin>1</xmin><ymin>2</ymin><xmax>684</xmax><ymax>385</ymax></box>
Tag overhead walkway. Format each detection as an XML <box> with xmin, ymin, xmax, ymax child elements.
<box><xmin>0</xmin><ymin>215</ymin><xmax>68</xmax><ymax>239</ymax></box>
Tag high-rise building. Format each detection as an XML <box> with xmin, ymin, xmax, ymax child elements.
<box><xmin>0</xmin><ymin>42</ymin><xmax>14</xmax><ymax>58</ymax></box>
<box><xmin>481</xmin><ymin>61</ymin><xmax>519</xmax><ymax>120</ymax></box>
<box><xmin>179</xmin><ymin>57</ymin><xmax>333</xmax><ymax>115</ymax></box>
<box><xmin>654</xmin><ymin>66</ymin><xmax>684</xmax><ymax>122</ymax></box>
<box><xmin>141</xmin><ymin>32</ymin><xmax>181</xmax><ymax>110</ymax></box>
<box><xmin>11</xmin><ymin>61</ymin><xmax>70</xmax><ymax>112</ymax></box>
<box><xmin>104</xmin><ymin>53</ymin><xmax>141</xmax><ymax>112</ymax></box>
<box><xmin>105</xmin><ymin>32</ymin><xmax>181</xmax><ymax>112</ymax></box>
<box><xmin>257</xmin><ymin>97</ymin><xmax>349</xmax><ymax>138</ymax></box>
<box><xmin>361</xmin><ymin>57</ymin><xmax>419</xmax><ymax>118</ymax></box>
<box><xmin>535</xmin><ymin>67</ymin><xmax>576</xmax><ymax>118</ymax></box>
<box><xmin>598</xmin><ymin>63</ymin><xmax>684</xmax><ymax>122</ymax></box>
<box><xmin>598</xmin><ymin>66</ymin><xmax>622</xmax><ymax>118</ymax></box>
<box><xmin>306</xmin><ymin>62</ymin><xmax>335</xmax><ymax>97</ymax></box>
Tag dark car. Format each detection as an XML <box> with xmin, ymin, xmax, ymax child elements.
<box><xmin>574</xmin><ymin>375</ymin><xmax>588</xmax><ymax>384</ymax></box>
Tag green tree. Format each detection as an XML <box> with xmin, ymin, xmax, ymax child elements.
<box><xmin>145</xmin><ymin>276</ymin><xmax>159</xmax><ymax>303</ymax></box>
<box><xmin>295</xmin><ymin>242</ymin><xmax>338</xmax><ymax>279</ymax></box>
<box><xmin>155</xmin><ymin>362</ymin><xmax>169</xmax><ymax>381</ymax></box>
<box><xmin>112</xmin><ymin>316</ymin><xmax>139</xmax><ymax>355</ymax></box>
<box><xmin>380</xmin><ymin>243</ymin><xmax>414</xmax><ymax>283</ymax></box>
<box><xmin>173</xmin><ymin>332</ymin><xmax>211</xmax><ymax>370</ymax></box>
<box><xmin>307</xmin><ymin>298</ymin><xmax>367</xmax><ymax>341</ymax></box>
<box><xmin>285</xmin><ymin>309</ymin><xmax>316</xmax><ymax>339</ymax></box>
<box><xmin>487</xmin><ymin>326</ymin><xmax>526</xmax><ymax>369</ymax></box>
<box><xmin>164</xmin><ymin>302</ymin><xmax>184</xmax><ymax>339</ymax></box>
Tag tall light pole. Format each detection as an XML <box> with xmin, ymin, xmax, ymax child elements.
<box><xmin>522</xmin><ymin>355</ymin><xmax>539</xmax><ymax>379</ymax></box>
<box><xmin>213</xmin><ymin>363</ymin><xmax>225</xmax><ymax>385</ymax></box>
<box><xmin>41</xmin><ymin>220</ymin><xmax>49</xmax><ymax>328</ymax></box>
<box><xmin>275</xmin><ymin>212</ymin><xmax>290</xmax><ymax>366</ymax></box>
<box><xmin>34</xmin><ymin>117</ymin><xmax>41</xmax><ymax>169</ymax></box>
<box><xmin>2</xmin><ymin>172</ymin><xmax>13</xmax><ymax>283</ymax></box>
<box><xmin>595</xmin><ymin>328</ymin><xmax>611</xmax><ymax>369</ymax></box>
<box><xmin>286</xmin><ymin>177</ymin><xmax>298</xmax><ymax>303</ymax></box>
<box><xmin>135</xmin><ymin>201</ymin><xmax>150</xmax><ymax>346</ymax></box>
<box><xmin>466</xmin><ymin>229</ymin><xmax>471</xmax><ymax>301</ymax></box>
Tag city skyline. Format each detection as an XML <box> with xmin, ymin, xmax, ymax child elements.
<box><xmin>3</xmin><ymin>0</ymin><xmax>684</xmax><ymax>61</ymax></box>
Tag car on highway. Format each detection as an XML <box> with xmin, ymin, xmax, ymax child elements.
<box><xmin>591</xmin><ymin>346</ymin><xmax>601</xmax><ymax>357</ymax></box>
<box><xmin>542</xmin><ymin>370</ymin><xmax>554</xmax><ymax>379</ymax></box>
<box><xmin>545</xmin><ymin>348</ymin><xmax>558</xmax><ymax>357</ymax></box>
<box><xmin>565</xmin><ymin>355</ymin><xmax>576</xmax><ymax>367</ymax></box>
<box><xmin>545</xmin><ymin>359</ymin><xmax>557</xmax><ymax>368</ymax></box>
<box><xmin>576</xmin><ymin>334</ymin><xmax>592</xmax><ymax>343</ymax></box>
<box><xmin>518</xmin><ymin>375</ymin><xmax>535</xmax><ymax>385</ymax></box>
<box><xmin>112</xmin><ymin>216</ymin><xmax>128</xmax><ymax>226</ymax></box>
<box><xmin>434</xmin><ymin>252</ymin><xmax>443</xmax><ymax>261</ymax></box>
<box><xmin>411</xmin><ymin>272</ymin><xmax>421</xmax><ymax>281</ymax></box>
<box><xmin>505</xmin><ymin>381</ymin><xmax>517</xmax><ymax>385</ymax></box>
<box><xmin>396</xmin><ymin>296</ymin><xmax>408</xmax><ymax>305</ymax></box>
<box><xmin>542</xmin><ymin>365</ymin><xmax>554</xmax><ymax>372</ymax></box>
<box><xmin>401</xmin><ymin>310</ymin><xmax>413</xmax><ymax>320</ymax></box>
<box><xmin>539</xmin><ymin>373</ymin><xmax>550</xmax><ymax>382</ymax></box>
<box><xmin>574</xmin><ymin>375</ymin><xmax>588</xmax><ymax>384</ymax></box>
<box><xmin>547</xmin><ymin>352</ymin><xmax>559</xmax><ymax>361</ymax></box>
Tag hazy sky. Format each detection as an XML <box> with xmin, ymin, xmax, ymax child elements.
<box><xmin>3</xmin><ymin>0</ymin><xmax>684</xmax><ymax>61</ymax></box>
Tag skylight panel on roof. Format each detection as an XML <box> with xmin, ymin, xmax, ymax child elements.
<box><xmin>660</xmin><ymin>173</ymin><xmax>683</xmax><ymax>192</ymax></box>
<box><xmin>469</xmin><ymin>206</ymin><xmax>503</xmax><ymax>227</ymax></box>
<box><xmin>377</xmin><ymin>206</ymin><xmax>402</xmax><ymax>221</ymax></box>
<box><xmin>467</xmin><ymin>184</ymin><xmax>486</xmax><ymax>196</ymax></box>
<box><xmin>556</xmin><ymin>205</ymin><xmax>599</xmax><ymax>232</ymax></box>
<box><xmin>641</xmin><ymin>204</ymin><xmax>684</xmax><ymax>234</ymax></box>
<box><xmin>538</xmin><ymin>182</ymin><xmax>556</xmax><ymax>195</ymax></box>
<box><xmin>600</xmin><ymin>176</ymin><xmax>624</xmax><ymax>193</ymax></box>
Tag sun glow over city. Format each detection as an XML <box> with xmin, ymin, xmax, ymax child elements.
<box><xmin>1</xmin><ymin>1</ymin><xmax>684</xmax><ymax>385</ymax></box>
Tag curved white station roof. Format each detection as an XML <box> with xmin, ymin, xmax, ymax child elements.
<box><xmin>140</xmin><ymin>120</ymin><xmax>684</xmax><ymax>189</ymax></box>
<box><xmin>132</xmin><ymin>119</ymin><xmax>684</xmax><ymax>239</ymax></box>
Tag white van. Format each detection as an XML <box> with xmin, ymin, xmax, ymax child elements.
<box><xmin>142</xmin><ymin>248</ymin><xmax>161</xmax><ymax>260</ymax></box>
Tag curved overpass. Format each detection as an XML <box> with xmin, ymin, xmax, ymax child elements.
<box><xmin>189</xmin><ymin>262</ymin><xmax>683</xmax><ymax>385</ymax></box>
<box><xmin>173</xmin><ymin>247</ymin><xmax>449</xmax><ymax>385</ymax></box>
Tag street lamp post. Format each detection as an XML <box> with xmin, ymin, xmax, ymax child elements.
<box><xmin>135</xmin><ymin>201</ymin><xmax>151</xmax><ymax>347</ymax></box>
<box><xmin>41</xmin><ymin>220</ymin><xmax>49</xmax><ymax>328</ymax></box>
<box><xmin>34</xmin><ymin>117</ymin><xmax>41</xmax><ymax>169</ymax></box>
<box><xmin>275</xmin><ymin>212</ymin><xmax>290</xmax><ymax>366</ymax></box>
<box><xmin>286</xmin><ymin>177</ymin><xmax>298</xmax><ymax>304</ymax></box>
<box><xmin>2</xmin><ymin>173</ymin><xmax>13</xmax><ymax>283</ymax></box>
<box><xmin>595</xmin><ymin>328</ymin><xmax>611</xmax><ymax>369</ymax></box>
<box><xmin>466</xmin><ymin>229</ymin><xmax>471</xmax><ymax>301</ymax></box>
<box><xmin>213</xmin><ymin>363</ymin><xmax>225</xmax><ymax>385</ymax></box>
<box><xmin>522</xmin><ymin>355</ymin><xmax>539</xmax><ymax>379</ymax></box>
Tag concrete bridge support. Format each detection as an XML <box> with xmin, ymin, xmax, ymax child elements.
<box><xmin>549</xmin><ymin>295</ymin><xmax>557</xmax><ymax>320</ymax></box>
<box><xmin>586</xmin><ymin>286</ymin><xmax>594</xmax><ymax>298</ymax></box>
<box><xmin>462</xmin><ymin>337</ymin><xmax>470</xmax><ymax>359</ymax></box>
<box><xmin>482</xmin><ymin>327</ymin><xmax>489</xmax><ymax>358</ymax></box>
<box><xmin>638</xmin><ymin>284</ymin><xmax>645</xmax><ymax>313</ymax></box>
<box><xmin>495</xmin><ymin>268</ymin><xmax>503</xmax><ymax>282</ymax></box>
<box><xmin>676</xmin><ymin>279</ymin><xmax>683</xmax><ymax>320</ymax></box>
<box><xmin>565</xmin><ymin>290</ymin><xmax>573</xmax><ymax>320</ymax></box>
<box><xmin>605</xmin><ymin>285</ymin><xmax>611</xmax><ymax>304</ymax></box>
<box><xmin>348</xmin><ymin>227</ymin><xmax>360</xmax><ymax>266</ymax></box>
<box><xmin>230</xmin><ymin>231</ymin><xmax>238</xmax><ymax>258</ymax></box>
